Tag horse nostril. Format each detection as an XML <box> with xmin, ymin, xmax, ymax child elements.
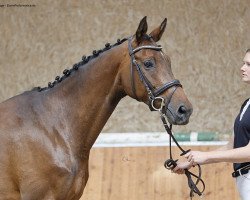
<box><xmin>178</xmin><ymin>105</ymin><xmax>187</xmax><ymax>115</ymax></box>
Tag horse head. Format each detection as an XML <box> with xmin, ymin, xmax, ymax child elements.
<box><xmin>120</xmin><ymin>17</ymin><xmax>193</xmax><ymax>125</ymax></box>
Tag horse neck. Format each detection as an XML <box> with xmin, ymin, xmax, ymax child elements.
<box><xmin>43</xmin><ymin>43</ymin><xmax>128</xmax><ymax>154</ymax></box>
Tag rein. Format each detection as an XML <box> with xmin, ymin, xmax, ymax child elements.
<box><xmin>128</xmin><ymin>36</ymin><xmax>205</xmax><ymax>199</ymax></box>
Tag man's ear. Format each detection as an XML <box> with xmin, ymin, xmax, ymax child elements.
<box><xmin>135</xmin><ymin>16</ymin><xmax>148</xmax><ymax>44</ymax></box>
<box><xmin>149</xmin><ymin>18</ymin><xmax>167</xmax><ymax>42</ymax></box>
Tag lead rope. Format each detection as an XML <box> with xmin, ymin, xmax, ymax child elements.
<box><xmin>161</xmin><ymin>115</ymin><xmax>205</xmax><ymax>199</ymax></box>
<box><xmin>153</xmin><ymin>99</ymin><xmax>205</xmax><ymax>199</ymax></box>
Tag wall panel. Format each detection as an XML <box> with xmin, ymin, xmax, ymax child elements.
<box><xmin>81</xmin><ymin>146</ymin><xmax>239</xmax><ymax>200</ymax></box>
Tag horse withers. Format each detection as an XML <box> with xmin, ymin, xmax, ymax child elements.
<box><xmin>0</xmin><ymin>17</ymin><xmax>192</xmax><ymax>199</ymax></box>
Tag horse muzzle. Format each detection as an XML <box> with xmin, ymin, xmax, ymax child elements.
<box><xmin>165</xmin><ymin>104</ymin><xmax>193</xmax><ymax>125</ymax></box>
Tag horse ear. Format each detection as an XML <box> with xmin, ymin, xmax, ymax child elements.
<box><xmin>136</xmin><ymin>16</ymin><xmax>148</xmax><ymax>43</ymax></box>
<box><xmin>149</xmin><ymin>18</ymin><xmax>167</xmax><ymax>42</ymax></box>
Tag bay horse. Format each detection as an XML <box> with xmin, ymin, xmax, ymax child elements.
<box><xmin>0</xmin><ymin>17</ymin><xmax>192</xmax><ymax>200</ymax></box>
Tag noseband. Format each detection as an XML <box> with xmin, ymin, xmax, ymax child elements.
<box><xmin>128</xmin><ymin>36</ymin><xmax>182</xmax><ymax>111</ymax></box>
<box><xmin>128</xmin><ymin>36</ymin><xmax>205</xmax><ymax>199</ymax></box>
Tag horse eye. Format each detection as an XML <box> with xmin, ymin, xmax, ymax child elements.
<box><xmin>144</xmin><ymin>60</ymin><xmax>154</xmax><ymax>69</ymax></box>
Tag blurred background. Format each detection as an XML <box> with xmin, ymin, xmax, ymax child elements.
<box><xmin>1</xmin><ymin>0</ymin><xmax>249</xmax><ymax>135</ymax></box>
<box><xmin>1</xmin><ymin>0</ymin><xmax>249</xmax><ymax>199</ymax></box>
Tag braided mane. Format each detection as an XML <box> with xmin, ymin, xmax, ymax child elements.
<box><xmin>34</xmin><ymin>38</ymin><xmax>128</xmax><ymax>92</ymax></box>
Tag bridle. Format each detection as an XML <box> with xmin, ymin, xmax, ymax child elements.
<box><xmin>128</xmin><ymin>36</ymin><xmax>205</xmax><ymax>199</ymax></box>
<box><xmin>128</xmin><ymin>36</ymin><xmax>182</xmax><ymax>110</ymax></box>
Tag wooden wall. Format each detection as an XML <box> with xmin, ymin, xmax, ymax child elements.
<box><xmin>81</xmin><ymin>146</ymin><xmax>239</xmax><ymax>200</ymax></box>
